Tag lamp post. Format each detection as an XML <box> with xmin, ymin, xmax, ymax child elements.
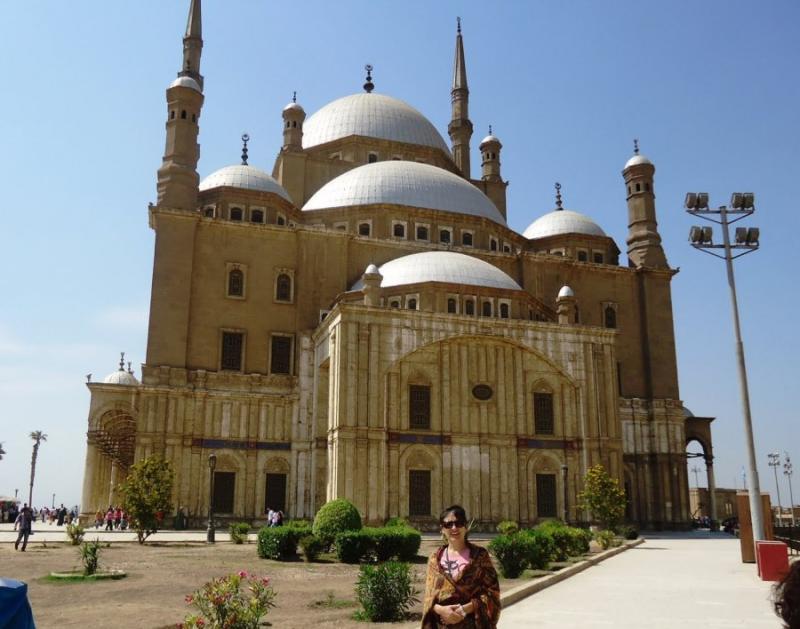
<box><xmin>52</xmin><ymin>493</ymin><xmax>55</xmax><ymax>509</ymax></box>
<box><xmin>206</xmin><ymin>453</ymin><xmax>217</xmax><ymax>543</ymax></box>
<box><xmin>561</xmin><ymin>464</ymin><xmax>569</xmax><ymax>523</ymax></box>
<box><xmin>768</xmin><ymin>452</ymin><xmax>783</xmax><ymax>526</ymax></box>
<box><xmin>685</xmin><ymin>192</ymin><xmax>764</xmax><ymax>541</ymax></box>
<box><xmin>784</xmin><ymin>454</ymin><xmax>796</xmax><ymax>528</ymax></box>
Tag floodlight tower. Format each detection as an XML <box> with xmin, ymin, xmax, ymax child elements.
<box><xmin>785</xmin><ymin>454</ymin><xmax>796</xmax><ymax>527</ymax></box>
<box><xmin>769</xmin><ymin>451</ymin><xmax>783</xmax><ymax>525</ymax></box>
<box><xmin>685</xmin><ymin>192</ymin><xmax>764</xmax><ymax>541</ymax></box>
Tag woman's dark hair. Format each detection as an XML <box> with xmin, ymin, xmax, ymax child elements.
<box><xmin>439</xmin><ymin>505</ymin><xmax>467</xmax><ymax>526</ymax></box>
<box><xmin>774</xmin><ymin>560</ymin><xmax>800</xmax><ymax>628</ymax></box>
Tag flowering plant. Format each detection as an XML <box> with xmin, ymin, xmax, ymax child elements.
<box><xmin>181</xmin><ymin>571</ymin><xmax>276</xmax><ymax>629</ymax></box>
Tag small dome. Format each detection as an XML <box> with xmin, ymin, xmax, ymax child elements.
<box><xmin>169</xmin><ymin>76</ymin><xmax>201</xmax><ymax>92</ymax></box>
<box><xmin>302</xmin><ymin>93</ymin><xmax>449</xmax><ymax>153</ymax></box>
<box><xmin>682</xmin><ymin>406</ymin><xmax>695</xmax><ymax>418</ymax></box>
<box><xmin>364</xmin><ymin>263</ymin><xmax>381</xmax><ymax>276</ymax></box>
<box><xmin>199</xmin><ymin>165</ymin><xmax>292</xmax><ymax>201</ymax></box>
<box><xmin>480</xmin><ymin>134</ymin><xmax>501</xmax><ymax>147</ymax></box>
<box><xmin>558</xmin><ymin>285</ymin><xmax>575</xmax><ymax>299</ymax></box>
<box><xmin>350</xmin><ymin>251</ymin><xmax>521</xmax><ymax>291</ymax></box>
<box><xmin>283</xmin><ymin>101</ymin><xmax>305</xmax><ymax>115</ymax></box>
<box><xmin>303</xmin><ymin>161</ymin><xmax>505</xmax><ymax>225</ymax></box>
<box><xmin>523</xmin><ymin>209</ymin><xmax>606</xmax><ymax>239</ymax></box>
<box><xmin>103</xmin><ymin>369</ymin><xmax>139</xmax><ymax>386</ymax></box>
<box><xmin>624</xmin><ymin>154</ymin><xmax>653</xmax><ymax>169</ymax></box>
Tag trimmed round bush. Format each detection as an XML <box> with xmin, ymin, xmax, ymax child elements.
<box><xmin>355</xmin><ymin>561</ymin><xmax>418</xmax><ymax>622</ymax></box>
<box><xmin>615</xmin><ymin>525</ymin><xmax>639</xmax><ymax>540</ymax></box>
<box><xmin>394</xmin><ymin>527</ymin><xmax>422</xmax><ymax>562</ymax></box>
<box><xmin>488</xmin><ymin>533</ymin><xmax>530</xmax><ymax>578</ymax></box>
<box><xmin>313</xmin><ymin>499</ymin><xmax>362</xmax><ymax>547</ymax></box>
<box><xmin>520</xmin><ymin>528</ymin><xmax>554</xmax><ymax>570</ymax></box>
<box><xmin>299</xmin><ymin>534</ymin><xmax>324</xmax><ymax>562</ymax></box>
<box><xmin>497</xmin><ymin>520</ymin><xmax>520</xmax><ymax>536</ymax></box>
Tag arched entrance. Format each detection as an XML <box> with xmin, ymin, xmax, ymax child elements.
<box><xmin>684</xmin><ymin>409</ymin><xmax>717</xmax><ymax>525</ymax></box>
<box><xmin>86</xmin><ymin>409</ymin><xmax>137</xmax><ymax>509</ymax></box>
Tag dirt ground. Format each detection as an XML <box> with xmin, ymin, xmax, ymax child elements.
<box><xmin>2</xmin><ymin>539</ymin><xmax>512</xmax><ymax>628</ymax></box>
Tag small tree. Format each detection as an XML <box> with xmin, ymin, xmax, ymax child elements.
<box><xmin>119</xmin><ymin>456</ymin><xmax>174</xmax><ymax>544</ymax></box>
<box><xmin>578</xmin><ymin>464</ymin><xmax>626</xmax><ymax>530</ymax></box>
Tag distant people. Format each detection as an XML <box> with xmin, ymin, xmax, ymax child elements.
<box><xmin>14</xmin><ymin>504</ymin><xmax>33</xmax><ymax>551</ymax></box>
<box><xmin>114</xmin><ymin>507</ymin><xmax>123</xmax><ymax>529</ymax></box>
<box><xmin>95</xmin><ymin>509</ymin><xmax>104</xmax><ymax>528</ymax></box>
<box><xmin>105</xmin><ymin>508</ymin><xmax>115</xmax><ymax>531</ymax></box>
<box><xmin>774</xmin><ymin>560</ymin><xmax>800</xmax><ymax>629</ymax></box>
<box><xmin>267</xmin><ymin>508</ymin><xmax>274</xmax><ymax>526</ymax></box>
<box><xmin>57</xmin><ymin>504</ymin><xmax>66</xmax><ymax>526</ymax></box>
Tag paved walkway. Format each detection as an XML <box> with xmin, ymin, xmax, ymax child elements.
<box><xmin>500</xmin><ymin>531</ymin><xmax>781</xmax><ymax>628</ymax></box>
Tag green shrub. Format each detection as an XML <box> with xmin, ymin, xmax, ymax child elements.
<box><xmin>393</xmin><ymin>527</ymin><xmax>422</xmax><ymax>562</ymax></box>
<box><xmin>488</xmin><ymin>534</ymin><xmax>530</xmax><ymax>578</ymax></box>
<box><xmin>496</xmin><ymin>520</ymin><xmax>520</xmax><ymax>536</ymax></box>
<box><xmin>385</xmin><ymin>516</ymin><xmax>409</xmax><ymax>528</ymax></box>
<box><xmin>299</xmin><ymin>534</ymin><xmax>324</xmax><ymax>562</ymax></box>
<box><xmin>336</xmin><ymin>530</ymin><xmax>373</xmax><ymax>563</ymax></box>
<box><xmin>284</xmin><ymin>519</ymin><xmax>313</xmax><ymax>530</ymax></box>
<box><xmin>520</xmin><ymin>528</ymin><xmax>554</xmax><ymax>570</ymax></box>
<box><xmin>594</xmin><ymin>529</ymin><xmax>620</xmax><ymax>550</ymax></box>
<box><xmin>257</xmin><ymin>526</ymin><xmax>307</xmax><ymax>560</ymax></box>
<box><xmin>313</xmin><ymin>499</ymin><xmax>362</xmax><ymax>548</ymax></box>
<box><xmin>66</xmin><ymin>522</ymin><xmax>85</xmax><ymax>546</ymax></box>
<box><xmin>615</xmin><ymin>525</ymin><xmax>639</xmax><ymax>540</ymax></box>
<box><xmin>535</xmin><ymin>521</ymin><xmax>589</xmax><ymax>561</ymax></box>
<box><xmin>355</xmin><ymin>561</ymin><xmax>418</xmax><ymax>622</ymax></box>
<box><xmin>229</xmin><ymin>522</ymin><xmax>250</xmax><ymax>544</ymax></box>
<box><xmin>80</xmin><ymin>539</ymin><xmax>101</xmax><ymax>576</ymax></box>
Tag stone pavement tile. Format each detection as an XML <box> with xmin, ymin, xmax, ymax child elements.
<box><xmin>499</xmin><ymin>534</ymin><xmax>779</xmax><ymax>628</ymax></box>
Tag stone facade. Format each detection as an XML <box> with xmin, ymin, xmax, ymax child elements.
<box><xmin>80</xmin><ymin>0</ymin><xmax>706</xmax><ymax>529</ymax></box>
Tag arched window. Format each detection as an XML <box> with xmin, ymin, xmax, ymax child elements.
<box><xmin>447</xmin><ymin>298</ymin><xmax>457</xmax><ymax>314</ymax></box>
<box><xmin>462</xmin><ymin>232</ymin><xmax>473</xmax><ymax>247</ymax></box>
<box><xmin>181</xmin><ymin>110</ymin><xmax>187</xmax><ymax>119</ymax></box>
<box><xmin>635</xmin><ymin>182</ymin><xmax>641</xmax><ymax>192</ymax></box>
<box><xmin>276</xmin><ymin>215</ymin><xmax>286</xmax><ymax>226</ymax></box>
<box><xmin>440</xmin><ymin>229</ymin><xmax>451</xmax><ymax>244</ymax></box>
<box><xmin>368</xmin><ymin>153</ymin><xmax>378</xmax><ymax>163</ymax></box>
<box><xmin>204</xmin><ymin>207</ymin><xmax>214</xmax><ymax>218</ymax></box>
<box><xmin>251</xmin><ymin>209</ymin><xmax>264</xmax><ymax>223</ymax></box>
<box><xmin>292</xmin><ymin>120</ymin><xmax>297</xmax><ymax>128</ymax></box>
<box><xmin>230</xmin><ymin>207</ymin><xmax>243</xmax><ymax>221</ymax></box>
<box><xmin>275</xmin><ymin>273</ymin><xmax>292</xmax><ymax>302</ymax></box>
<box><xmin>604</xmin><ymin>306</ymin><xmax>617</xmax><ymax>329</ymax></box>
<box><xmin>407</xmin><ymin>298</ymin><xmax>417</xmax><ymax>310</ymax></box>
<box><xmin>416</xmin><ymin>225</ymin><xmax>428</xmax><ymax>240</ymax></box>
<box><xmin>393</xmin><ymin>223</ymin><xmax>405</xmax><ymax>238</ymax></box>
<box><xmin>358</xmin><ymin>222</ymin><xmax>371</xmax><ymax>236</ymax></box>
<box><xmin>390</xmin><ymin>300</ymin><xmax>400</xmax><ymax>308</ymax></box>
<box><xmin>500</xmin><ymin>303</ymin><xmax>509</xmax><ymax>319</ymax></box>
<box><xmin>482</xmin><ymin>301</ymin><xmax>492</xmax><ymax>317</ymax></box>
<box><xmin>170</xmin><ymin>110</ymin><xmax>175</xmax><ymax>120</ymax></box>
<box><xmin>228</xmin><ymin>269</ymin><xmax>244</xmax><ymax>297</ymax></box>
<box><xmin>465</xmin><ymin>300</ymin><xmax>475</xmax><ymax>315</ymax></box>
<box><xmin>490</xmin><ymin>238</ymin><xmax>498</xmax><ymax>251</ymax></box>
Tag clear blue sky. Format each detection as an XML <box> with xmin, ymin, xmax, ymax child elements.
<box><xmin>1</xmin><ymin>1</ymin><xmax>798</xmax><ymax>511</ymax></box>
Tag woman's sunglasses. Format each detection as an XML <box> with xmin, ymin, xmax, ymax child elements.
<box><xmin>441</xmin><ymin>520</ymin><xmax>465</xmax><ymax>529</ymax></box>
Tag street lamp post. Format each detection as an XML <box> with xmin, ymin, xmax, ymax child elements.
<box><xmin>207</xmin><ymin>453</ymin><xmax>217</xmax><ymax>543</ymax></box>
<box><xmin>685</xmin><ymin>192</ymin><xmax>764</xmax><ymax>541</ymax></box>
<box><xmin>785</xmin><ymin>454</ymin><xmax>796</xmax><ymax>528</ymax></box>
<box><xmin>691</xmin><ymin>465</ymin><xmax>701</xmax><ymax>488</ymax></box>
<box><xmin>768</xmin><ymin>452</ymin><xmax>783</xmax><ymax>526</ymax></box>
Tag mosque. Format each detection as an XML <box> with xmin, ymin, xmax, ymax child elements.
<box><xmin>80</xmin><ymin>0</ymin><xmax>716</xmax><ymax>529</ymax></box>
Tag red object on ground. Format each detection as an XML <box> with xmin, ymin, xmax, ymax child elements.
<box><xmin>755</xmin><ymin>540</ymin><xmax>789</xmax><ymax>581</ymax></box>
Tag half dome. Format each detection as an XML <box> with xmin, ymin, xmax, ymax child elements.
<box><xmin>103</xmin><ymin>369</ymin><xmax>139</xmax><ymax>386</ymax></box>
<box><xmin>351</xmin><ymin>251</ymin><xmax>521</xmax><ymax>291</ymax></box>
<box><xmin>302</xmin><ymin>93</ymin><xmax>449</xmax><ymax>153</ymax></box>
<box><xmin>624</xmin><ymin>154</ymin><xmax>653</xmax><ymax>169</ymax></box>
<box><xmin>303</xmin><ymin>161</ymin><xmax>505</xmax><ymax>225</ymax></box>
<box><xmin>523</xmin><ymin>209</ymin><xmax>606</xmax><ymax>239</ymax></box>
<box><xmin>199</xmin><ymin>165</ymin><xmax>292</xmax><ymax>202</ymax></box>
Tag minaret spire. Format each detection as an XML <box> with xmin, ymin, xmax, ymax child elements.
<box><xmin>448</xmin><ymin>17</ymin><xmax>473</xmax><ymax>178</ymax></box>
<box><xmin>178</xmin><ymin>0</ymin><xmax>204</xmax><ymax>90</ymax></box>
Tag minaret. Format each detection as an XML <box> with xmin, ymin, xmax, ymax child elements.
<box><xmin>156</xmin><ymin>0</ymin><xmax>204</xmax><ymax>211</ymax></box>
<box><xmin>178</xmin><ymin>0</ymin><xmax>203</xmax><ymax>90</ymax></box>
<box><xmin>622</xmin><ymin>140</ymin><xmax>668</xmax><ymax>268</ymax></box>
<box><xmin>282</xmin><ymin>91</ymin><xmax>306</xmax><ymax>150</ymax></box>
<box><xmin>479</xmin><ymin>126</ymin><xmax>502</xmax><ymax>182</ymax></box>
<box><xmin>448</xmin><ymin>17</ymin><xmax>473</xmax><ymax>178</ymax></box>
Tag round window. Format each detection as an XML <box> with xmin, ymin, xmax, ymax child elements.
<box><xmin>472</xmin><ymin>384</ymin><xmax>493</xmax><ymax>401</ymax></box>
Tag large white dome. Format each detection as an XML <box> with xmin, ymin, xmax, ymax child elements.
<box><xmin>302</xmin><ymin>161</ymin><xmax>506</xmax><ymax>225</ymax></box>
<box><xmin>103</xmin><ymin>369</ymin><xmax>139</xmax><ymax>386</ymax></box>
<box><xmin>302</xmin><ymin>93</ymin><xmax>450</xmax><ymax>153</ymax></box>
<box><xmin>351</xmin><ymin>251</ymin><xmax>521</xmax><ymax>291</ymax></box>
<box><xmin>199</xmin><ymin>165</ymin><xmax>291</xmax><ymax>201</ymax></box>
<box><xmin>523</xmin><ymin>209</ymin><xmax>606</xmax><ymax>239</ymax></box>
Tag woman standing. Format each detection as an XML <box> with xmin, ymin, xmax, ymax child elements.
<box><xmin>421</xmin><ymin>505</ymin><xmax>500</xmax><ymax>628</ymax></box>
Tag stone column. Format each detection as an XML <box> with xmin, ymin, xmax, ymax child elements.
<box><xmin>80</xmin><ymin>444</ymin><xmax>99</xmax><ymax>519</ymax></box>
<box><xmin>108</xmin><ymin>460</ymin><xmax>118</xmax><ymax>507</ymax></box>
<box><xmin>706</xmin><ymin>455</ymin><xmax>718</xmax><ymax>527</ymax></box>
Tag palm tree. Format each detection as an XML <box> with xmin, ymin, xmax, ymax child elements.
<box><xmin>0</xmin><ymin>442</ymin><xmax>5</xmax><ymax>461</ymax></box>
<box><xmin>28</xmin><ymin>431</ymin><xmax>47</xmax><ymax>506</ymax></box>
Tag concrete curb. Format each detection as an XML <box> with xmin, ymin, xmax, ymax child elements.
<box><xmin>500</xmin><ymin>537</ymin><xmax>645</xmax><ymax>608</ymax></box>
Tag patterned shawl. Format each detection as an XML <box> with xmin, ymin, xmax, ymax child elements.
<box><xmin>421</xmin><ymin>543</ymin><xmax>501</xmax><ymax>629</ymax></box>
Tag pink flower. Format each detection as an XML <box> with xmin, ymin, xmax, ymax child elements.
<box><xmin>260</xmin><ymin>577</ymin><xmax>270</xmax><ymax>586</ymax></box>
<box><xmin>185</xmin><ymin>595</ymin><xmax>194</xmax><ymax>604</ymax></box>
<box><xmin>237</xmin><ymin>570</ymin><xmax>248</xmax><ymax>578</ymax></box>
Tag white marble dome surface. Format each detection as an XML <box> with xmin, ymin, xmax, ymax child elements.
<box><xmin>302</xmin><ymin>93</ymin><xmax>450</xmax><ymax>153</ymax></box>
<box><xmin>199</xmin><ymin>165</ymin><xmax>291</xmax><ymax>201</ymax></box>
<box><xmin>169</xmin><ymin>76</ymin><xmax>201</xmax><ymax>92</ymax></box>
<box><xmin>351</xmin><ymin>251</ymin><xmax>521</xmax><ymax>291</ymax></box>
<box><xmin>624</xmin><ymin>154</ymin><xmax>653</xmax><ymax>169</ymax></box>
<box><xmin>103</xmin><ymin>369</ymin><xmax>139</xmax><ymax>386</ymax></box>
<box><xmin>303</xmin><ymin>161</ymin><xmax>506</xmax><ymax>224</ymax></box>
<box><xmin>523</xmin><ymin>209</ymin><xmax>606</xmax><ymax>239</ymax></box>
